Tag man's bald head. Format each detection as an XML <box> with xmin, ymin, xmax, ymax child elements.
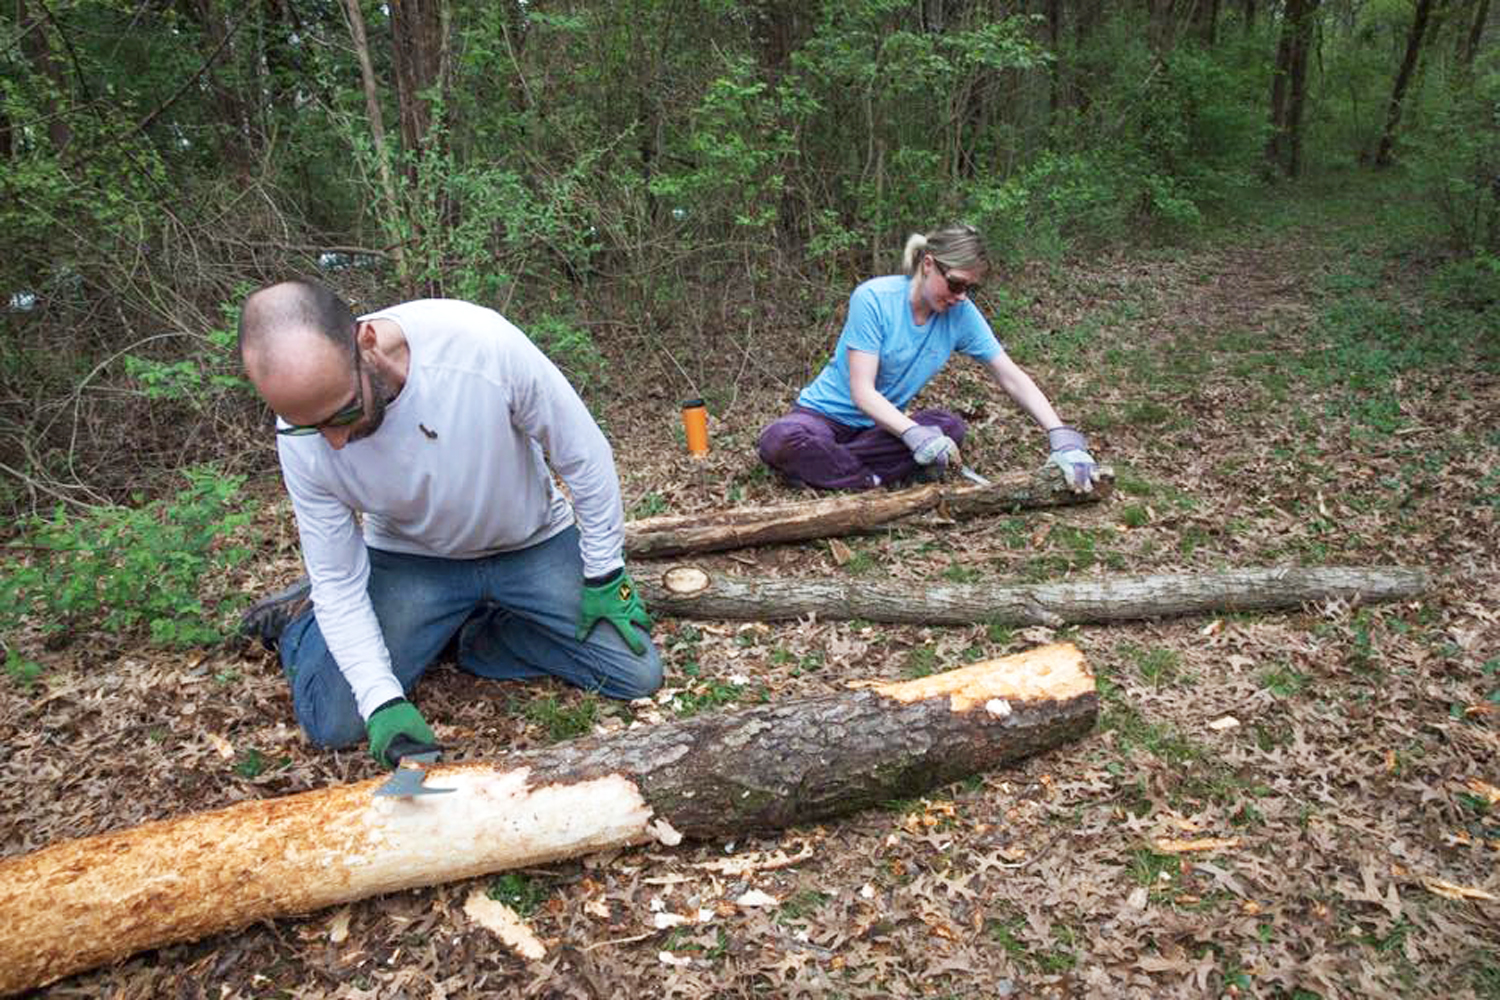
<box><xmin>238</xmin><ymin>279</ymin><xmax>369</xmax><ymax>426</ymax></box>
<box><xmin>238</xmin><ymin>279</ymin><xmax>357</xmax><ymax>380</ymax></box>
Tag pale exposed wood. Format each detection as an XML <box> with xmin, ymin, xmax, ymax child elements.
<box><xmin>0</xmin><ymin>645</ymin><xmax>1095</xmax><ymax>996</ymax></box>
<box><xmin>624</xmin><ymin>466</ymin><xmax>1113</xmax><ymax>559</ymax></box>
<box><xmin>643</xmin><ymin>565</ymin><xmax>1430</xmax><ymax>624</ymax></box>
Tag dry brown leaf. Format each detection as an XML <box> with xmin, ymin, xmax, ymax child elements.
<box><xmin>828</xmin><ymin>538</ymin><xmax>854</xmax><ymax>565</ymax></box>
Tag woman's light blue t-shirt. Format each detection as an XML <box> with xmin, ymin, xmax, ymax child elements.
<box><xmin>796</xmin><ymin>275</ymin><xmax>1005</xmax><ymax>427</ymax></box>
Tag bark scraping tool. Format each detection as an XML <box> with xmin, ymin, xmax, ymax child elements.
<box><xmin>959</xmin><ymin>465</ymin><xmax>992</xmax><ymax>487</ymax></box>
<box><xmin>374</xmin><ymin>735</ymin><xmax>456</xmax><ymax>798</ymax></box>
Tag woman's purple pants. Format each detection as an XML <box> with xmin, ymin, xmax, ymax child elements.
<box><xmin>756</xmin><ymin>406</ymin><xmax>966</xmax><ymax>491</ymax></box>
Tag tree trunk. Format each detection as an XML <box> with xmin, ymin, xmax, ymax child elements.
<box><xmin>1459</xmin><ymin>0</ymin><xmax>1491</xmax><ymax>73</ymax></box>
<box><xmin>1146</xmin><ymin>0</ymin><xmax>1173</xmax><ymax>54</ymax></box>
<box><xmin>1283</xmin><ymin>0</ymin><xmax>1317</xmax><ymax>176</ymax></box>
<box><xmin>182</xmin><ymin>0</ymin><xmax>251</xmax><ymax>169</ymax></box>
<box><xmin>1193</xmin><ymin>0</ymin><xmax>1220</xmax><ymax>45</ymax></box>
<box><xmin>1374</xmin><ymin>0</ymin><xmax>1436</xmax><ymax>167</ymax></box>
<box><xmin>1265</xmin><ymin>0</ymin><xmax>1320</xmax><ymax>177</ymax></box>
<box><xmin>0</xmin><ymin>644</ymin><xmax>1097</xmax><ymax>997</ymax></box>
<box><xmin>388</xmin><ymin>0</ymin><xmax>447</xmax><ymax>159</ymax></box>
<box><xmin>387</xmin><ymin>0</ymin><xmax>449</xmax><ymax>294</ymax></box>
<box><xmin>15</xmin><ymin>0</ymin><xmax>72</xmax><ymax>153</ymax></box>
<box><xmin>1047</xmin><ymin>0</ymin><xmax>1063</xmax><ymax>120</ymax></box>
<box><xmin>342</xmin><ymin>0</ymin><xmax>409</xmax><ymax>284</ymax></box>
<box><xmin>623</xmin><ymin>467</ymin><xmax>1113</xmax><ymax>560</ymax></box>
<box><xmin>641</xmin><ymin>565</ymin><xmax>1430</xmax><ymax>625</ymax></box>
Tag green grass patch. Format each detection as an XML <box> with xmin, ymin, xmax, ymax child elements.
<box><xmin>842</xmin><ymin>548</ymin><xmax>881</xmax><ymax>575</ymax></box>
<box><xmin>487</xmin><ymin>872</ymin><xmax>552</xmax><ymax>918</ymax></box>
<box><xmin>1260</xmin><ymin>661</ymin><xmax>1309</xmax><ymax>698</ymax></box>
<box><xmin>1470</xmin><ymin>950</ymin><xmax>1500</xmax><ymax>999</ymax></box>
<box><xmin>1100</xmin><ymin>698</ymin><xmax>1203</xmax><ymax>766</ymax></box>
<box><xmin>521</xmin><ymin>693</ymin><xmax>602</xmax><ymax>741</ymax></box>
<box><xmin>232</xmin><ymin>748</ymin><xmax>290</xmax><ymax>779</ymax></box>
<box><xmin>942</xmin><ymin>562</ymin><xmax>981</xmax><ymax>584</ymax></box>
<box><xmin>1121</xmin><ymin>643</ymin><xmax>1183</xmax><ymax>688</ymax></box>
<box><xmin>904</xmin><ymin>646</ymin><xmax>940</xmax><ymax>679</ymax></box>
<box><xmin>670</xmin><ymin>677</ymin><xmax>747</xmax><ymax>717</ymax></box>
<box><xmin>984</xmin><ymin>914</ymin><xmax>1079</xmax><ymax>973</ymax></box>
<box><xmin>777</xmin><ymin>889</ymin><xmax>831</xmax><ymax>923</ymax></box>
<box><xmin>631</xmin><ymin>492</ymin><xmax>668</xmax><ymax>517</ymax></box>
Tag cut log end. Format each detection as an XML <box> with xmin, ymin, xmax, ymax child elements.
<box><xmin>663</xmin><ymin>565</ymin><xmax>711</xmax><ymax>595</ymax></box>
<box><xmin>875</xmin><ymin>642</ymin><xmax>1094</xmax><ymax>709</ymax></box>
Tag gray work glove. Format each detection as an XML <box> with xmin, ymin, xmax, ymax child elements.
<box><xmin>1046</xmin><ymin>425</ymin><xmax>1098</xmax><ymax>493</ymax></box>
<box><xmin>901</xmin><ymin>425</ymin><xmax>957</xmax><ymax>468</ymax></box>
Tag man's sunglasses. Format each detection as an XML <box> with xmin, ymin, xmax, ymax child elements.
<box><xmin>277</xmin><ymin>395</ymin><xmax>364</xmax><ymax>436</ymax></box>
<box><xmin>933</xmin><ymin>259</ymin><xmax>981</xmax><ymax>297</ymax></box>
<box><xmin>276</xmin><ymin>349</ymin><xmax>366</xmax><ymax>436</ymax></box>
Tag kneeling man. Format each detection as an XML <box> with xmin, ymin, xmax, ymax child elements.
<box><xmin>237</xmin><ymin>279</ymin><xmax>660</xmax><ymax>766</ymax></box>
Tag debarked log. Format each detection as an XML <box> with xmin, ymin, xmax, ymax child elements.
<box><xmin>623</xmin><ymin>465</ymin><xmax>1113</xmax><ymax>559</ymax></box>
<box><xmin>0</xmin><ymin>644</ymin><xmax>1097</xmax><ymax>996</ymax></box>
<box><xmin>639</xmin><ymin>565</ymin><xmax>1431</xmax><ymax>625</ymax></box>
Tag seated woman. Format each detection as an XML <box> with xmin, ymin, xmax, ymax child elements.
<box><xmin>757</xmin><ymin>223</ymin><xmax>1098</xmax><ymax>492</ymax></box>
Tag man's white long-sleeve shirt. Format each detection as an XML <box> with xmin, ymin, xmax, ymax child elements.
<box><xmin>276</xmin><ymin>299</ymin><xmax>625</xmax><ymax>719</ymax></box>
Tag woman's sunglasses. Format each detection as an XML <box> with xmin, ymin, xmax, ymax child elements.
<box><xmin>933</xmin><ymin>259</ymin><xmax>981</xmax><ymax>297</ymax></box>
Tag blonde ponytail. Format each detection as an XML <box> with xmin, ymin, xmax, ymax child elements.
<box><xmin>902</xmin><ymin>233</ymin><xmax>929</xmax><ymax>275</ymax></box>
<box><xmin>905</xmin><ymin>224</ymin><xmax>988</xmax><ymax>275</ymax></box>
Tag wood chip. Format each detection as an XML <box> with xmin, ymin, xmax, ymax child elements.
<box><xmin>462</xmin><ymin>889</ymin><xmax>546</xmax><ymax>960</ymax></box>
<box><xmin>734</xmin><ymin>889</ymin><xmax>779</xmax><ymax>907</ymax></box>
<box><xmin>1421</xmin><ymin>878</ymin><xmax>1496</xmax><ymax>902</ymax></box>
<box><xmin>1153</xmin><ymin>837</ymin><xmax>1240</xmax><ymax>854</ymax></box>
<box><xmin>1464</xmin><ymin>779</ymin><xmax>1500</xmax><ymax>805</ymax></box>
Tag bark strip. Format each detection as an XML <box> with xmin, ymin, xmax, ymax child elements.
<box><xmin>0</xmin><ymin>644</ymin><xmax>1095</xmax><ymax>996</ymax></box>
<box><xmin>623</xmin><ymin>466</ymin><xmax>1112</xmax><ymax>559</ymax></box>
<box><xmin>640</xmin><ymin>566</ymin><xmax>1430</xmax><ymax>624</ymax></box>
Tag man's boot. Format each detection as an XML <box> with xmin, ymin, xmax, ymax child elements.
<box><xmin>238</xmin><ymin>576</ymin><xmax>311</xmax><ymax>652</ymax></box>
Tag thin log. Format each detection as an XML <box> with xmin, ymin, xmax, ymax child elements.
<box><xmin>624</xmin><ymin>466</ymin><xmax>1114</xmax><ymax>559</ymax></box>
<box><xmin>640</xmin><ymin>566</ymin><xmax>1430</xmax><ymax>625</ymax></box>
<box><xmin>0</xmin><ymin>645</ymin><xmax>1096</xmax><ymax>996</ymax></box>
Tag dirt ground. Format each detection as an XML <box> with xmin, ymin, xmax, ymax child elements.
<box><xmin>2</xmin><ymin>199</ymin><xmax>1498</xmax><ymax>998</ymax></box>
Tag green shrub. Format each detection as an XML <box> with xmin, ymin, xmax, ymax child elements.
<box><xmin>0</xmin><ymin>466</ymin><xmax>255</xmax><ymax>657</ymax></box>
<box><xmin>526</xmin><ymin>314</ymin><xmax>609</xmax><ymax>398</ymax></box>
<box><xmin>1404</xmin><ymin>59</ymin><xmax>1500</xmax><ymax>252</ymax></box>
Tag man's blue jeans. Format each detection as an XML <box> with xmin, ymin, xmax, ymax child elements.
<box><xmin>278</xmin><ymin>525</ymin><xmax>663</xmax><ymax>749</ymax></box>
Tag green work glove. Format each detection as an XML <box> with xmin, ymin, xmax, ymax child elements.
<box><xmin>366</xmin><ymin>697</ymin><xmax>437</xmax><ymax>768</ymax></box>
<box><xmin>577</xmin><ymin>567</ymin><xmax>652</xmax><ymax>656</ymax></box>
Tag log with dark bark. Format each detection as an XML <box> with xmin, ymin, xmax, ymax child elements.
<box><xmin>640</xmin><ymin>565</ymin><xmax>1430</xmax><ymax>625</ymax></box>
<box><xmin>0</xmin><ymin>645</ymin><xmax>1096</xmax><ymax>996</ymax></box>
<box><xmin>624</xmin><ymin>466</ymin><xmax>1113</xmax><ymax>559</ymax></box>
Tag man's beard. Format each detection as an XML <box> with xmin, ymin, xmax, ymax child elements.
<box><xmin>347</xmin><ymin>367</ymin><xmax>394</xmax><ymax>442</ymax></box>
